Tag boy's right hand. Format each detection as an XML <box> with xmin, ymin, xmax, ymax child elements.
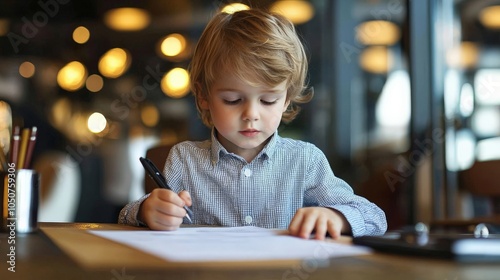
<box><xmin>138</xmin><ymin>189</ymin><xmax>192</xmax><ymax>231</ymax></box>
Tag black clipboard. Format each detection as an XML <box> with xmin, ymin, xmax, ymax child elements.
<box><xmin>353</xmin><ymin>232</ymin><xmax>500</xmax><ymax>262</ymax></box>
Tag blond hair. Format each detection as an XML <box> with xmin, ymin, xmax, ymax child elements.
<box><xmin>189</xmin><ymin>8</ymin><xmax>313</xmax><ymax>127</ymax></box>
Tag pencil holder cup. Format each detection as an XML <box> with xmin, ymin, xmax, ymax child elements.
<box><xmin>1</xmin><ymin>168</ymin><xmax>40</xmax><ymax>233</ymax></box>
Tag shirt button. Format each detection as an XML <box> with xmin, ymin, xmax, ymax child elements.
<box><xmin>245</xmin><ymin>215</ymin><xmax>253</xmax><ymax>224</ymax></box>
<box><xmin>243</xmin><ymin>168</ymin><xmax>252</xmax><ymax>177</ymax></box>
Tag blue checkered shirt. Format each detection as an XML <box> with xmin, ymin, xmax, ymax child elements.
<box><xmin>119</xmin><ymin>131</ymin><xmax>387</xmax><ymax>237</ymax></box>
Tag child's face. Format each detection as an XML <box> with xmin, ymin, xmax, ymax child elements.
<box><xmin>201</xmin><ymin>72</ymin><xmax>289</xmax><ymax>161</ymax></box>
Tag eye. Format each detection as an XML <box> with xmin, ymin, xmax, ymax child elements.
<box><xmin>261</xmin><ymin>100</ymin><xmax>277</xmax><ymax>105</ymax></box>
<box><xmin>223</xmin><ymin>99</ymin><xmax>240</xmax><ymax>105</ymax></box>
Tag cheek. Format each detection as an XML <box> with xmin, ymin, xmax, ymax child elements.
<box><xmin>209</xmin><ymin>104</ymin><xmax>234</xmax><ymax>127</ymax></box>
<box><xmin>209</xmin><ymin>103</ymin><xmax>228</xmax><ymax>118</ymax></box>
<box><xmin>274</xmin><ymin>112</ymin><xmax>285</xmax><ymax>123</ymax></box>
<box><xmin>266</xmin><ymin>108</ymin><xmax>286</xmax><ymax>126</ymax></box>
<box><xmin>211</xmin><ymin>110</ymin><xmax>225</xmax><ymax>124</ymax></box>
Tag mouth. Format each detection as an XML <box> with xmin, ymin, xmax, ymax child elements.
<box><xmin>239</xmin><ymin>129</ymin><xmax>260</xmax><ymax>137</ymax></box>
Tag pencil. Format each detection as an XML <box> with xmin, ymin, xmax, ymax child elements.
<box><xmin>17</xmin><ymin>127</ymin><xmax>30</xmax><ymax>169</ymax></box>
<box><xmin>23</xmin><ymin>126</ymin><xmax>37</xmax><ymax>169</ymax></box>
<box><xmin>10</xmin><ymin>126</ymin><xmax>20</xmax><ymax>166</ymax></box>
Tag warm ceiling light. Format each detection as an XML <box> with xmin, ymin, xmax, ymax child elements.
<box><xmin>50</xmin><ymin>98</ymin><xmax>72</xmax><ymax>130</ymax></box>
<box><xmin>270</xmin><ymin>0</ymin><xmax>315</xmax><ymax>25</ymax></box>
<box><xmin>157</xmin><ymin>34</ymin><xmax>191</xmax><ymax>62</ymax></box>
<box><xmin>221</xmin><ymin>3</ymin><xmax>250</xmax><ymax>14</ymax></box>
<box><xmin>98</xmin><ymin>48</ymin><xmax>131</xmax><ymax>78</ymax></box>
<box><xmin>161</xmin><ymin>68</ymin><xmax>190</xmax><ymax>98</ymax></box>
<box><xmin>19</xmin><ymin>61</ymin><xmax>36</xmax><ymax>78</ymax></box>
<box><xmin>86</xmin><ymin>74</ymin><xmax>104</xmax><ymax>92</ymax></box>
<box><xmin>359</xmin><ymin>46</ymin><xmax>393</xmax><ymax>74</ymax></box>
<box><xmin>0</xmin><ymin>18</ymin><xmax>9</xmax><ymax>36</ymax></box>
<box><xmin>356</xmin><ymin>20</ymin><xmax>400</xmax><ymax>45</ymax></box>
<box><xmin>87</xmin><ymin>112</ymin><xmax>107</xmax><ymax>134</ymax></box>
<box><xmin>479</xmin><ymin>5</ymin><xmax>500</xmax><ymax>29</ymax></box>
<box><xmin>73</xmin><ymin>26</ymin><xmax>90</xmax><ymax>44</ymax></box>
<box><xmin>460</xmin><ymin>42</ymin><xmax>479</xmax><ymax>68</ymax></box>
<box><xmin>141</xmin><ymin>104</ymin><xmax>160</xmax><ymax>127</ymax></box>
<box><xmin>446</xmin><ymin>41</ymin><xmax>479</xmax><ymax>69</ymax></box>
<box><xmin>160</xmin><ymin>34</ymin><xmax>186</xmax><ymax>57</ymax></box>
<box><xmin>104</xmin><ymin>8</ymin><xmax>151</xmax><ymax>31</ymax></box>
<box><xmin>57</xmin><ymin>61</ymin><xmax>88</xmax><ymax>91</ymax></box>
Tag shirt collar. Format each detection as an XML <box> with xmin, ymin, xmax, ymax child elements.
<box><xmin>209</xmin><ymin>129</ymin><xmax>279</xmax><ymax>165</ymax></box>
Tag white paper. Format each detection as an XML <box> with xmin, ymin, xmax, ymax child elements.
<box><xmin>88</xmin><ymin>226</ymin><xmax>371</xmax><ymax>262</ymax></box>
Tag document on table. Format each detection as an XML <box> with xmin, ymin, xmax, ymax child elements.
<box><xmin>88</xmin><ymin>226</ymin><xmax>371</xmax><ymax>262</ymax></box>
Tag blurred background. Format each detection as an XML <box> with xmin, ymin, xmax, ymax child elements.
<box><xmin>0</xmin><ymin>0</ymin><xmax>499</xmax><ymax>230</ymax></box>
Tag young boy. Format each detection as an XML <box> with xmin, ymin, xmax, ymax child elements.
<box><xmin>119</xmin><ymin>8</ymin><xmax>387</xmax><ymax>240</ymax></box>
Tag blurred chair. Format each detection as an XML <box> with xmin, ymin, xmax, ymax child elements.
<box><xmin>459</xmin><ymin>159</ymin><xmax>500</xmax><ymax>217</ymax></box>
<box><xmin>144</xmin><ymin>144</ymin><xmax>174</xmax><ymax>194</ymax></box>
<box><xmin>432</xmin><ymin>159</ymin><xmax>500</xmax><ymax>232</ymax></box>
<box><xmin>355</xmin><ymin>159</ymin><xmax>409</xmax><ymax>231</ymax></box>
<box><xmin>34</xmin><ymin>151</ymin><xmax>81</xmax><ymax>222</ymax></box>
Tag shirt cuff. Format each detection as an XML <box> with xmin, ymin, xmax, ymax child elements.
<box><xmin>329</xmin><ymin>204</ymin><xmax>366</xmax><ymax>237</ymax></box>
<box><xmin>118</xmin><ymin>194</ymin><xmax>151</xmax><ymax>227</ymax></box>
<box><xmin>330</xmin><ymin>203</ymin><xmax>387</xmax><ymax>237</ymax></box>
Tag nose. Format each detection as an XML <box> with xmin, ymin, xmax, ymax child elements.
<box><xmin>242</xmin><ymin>101</ymin><xmax>259</xmax><ymax>122</ymax></box>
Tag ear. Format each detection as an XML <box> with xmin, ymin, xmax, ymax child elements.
<box><xmin>283</xmin><ymin>99</ymin><xmax>291</xmax><ymax>113</ymax></box>
<box><xmin>199</xmin><ymin>98</ymin><xmax>210</xmax><ymax>110</ymax></box>
<box><xmin>194</xmin><ymin>82</ymin><xmax>210</xmax><ymax>110</ymax></box>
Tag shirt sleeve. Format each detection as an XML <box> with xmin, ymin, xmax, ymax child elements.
<box><xmin>118</xmin><ymin>144</ymin><xmax>186</xmax><ymax>227</ymax></box>
<box><xmin>117</xmin><ymin>193</ymin><xmax>150</xmax><ymax>226</ymax></box>
<box><xmin>303</xmin><ymin>145</ymin><xmax>387</xmax><ymax>237</ymax></box>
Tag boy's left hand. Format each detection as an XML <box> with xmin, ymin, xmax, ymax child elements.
<box><xmin>288</xmin><ymin>207</ymin><xmax>351</xmax><ymax>240</ymax></box>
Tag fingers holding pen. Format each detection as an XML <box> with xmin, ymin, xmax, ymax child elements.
<box><xmin>178</xmin><ymin>190</ymin><xmax>194</xmax><ymax>223</ymax></box>
<box><xmin>141</xmin><ymin>189</ymin><xmax>189</xmax><ymax>230</ymax></box>
<box><xmin>178</xmin><ymin>190</ymin><xmax>192</xmax><ymax>207</ymax></box>
<box><xmin>154</xmin><ymin>189</ymin><xmax>190</xmax><ymax>216</ymax></box>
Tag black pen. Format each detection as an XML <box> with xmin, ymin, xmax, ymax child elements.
<box><xmin>139</xmin><ymin>157</ymin><xmax>193</xmax><ymax>223</ymax></box>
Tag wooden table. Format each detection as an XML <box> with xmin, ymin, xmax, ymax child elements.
<box><xmin>1</xmin><ymin>222</ymin><xmax>499</xmax><ymax>280</ymax></box>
